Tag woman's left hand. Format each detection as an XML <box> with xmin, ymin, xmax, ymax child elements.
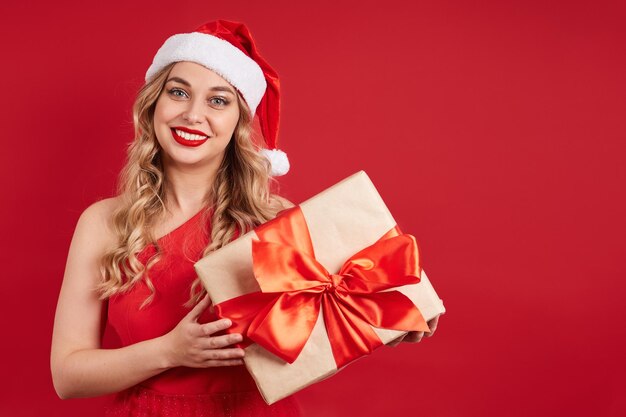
<box><xmin>387</xmin><ymin>313</ymin><xmax>442</xmax><ymax>347</ymax></box>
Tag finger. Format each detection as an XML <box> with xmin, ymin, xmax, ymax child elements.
<box><xmin>387</xmin><ymin>336</ymin><xmax>403</xmax><ymax>347</ymax></box>
<box><xmin>198</xmin><ymin>318</ymin><xmax>233</xmax><ymax>337</ymax></box>
<box><xmin>425</xmin><ymin>315</ymin><xmax>440</xmax><ymax>337</ymax></box>
<box><xmin>202</xmin><ymin>333</ymin><xmax>243</xmax><ymax>349</ymax></box>
<box><xmin>187</xmin><ymin>293</ymin><xmax>211</xmax><ymax>322</ymax></box>
<box><xmin>204</xmin><ymin>359</ymin><xmax>245</xmax><ymax>367</ymax></box>
<box><xmin>204</xmin><ymin>348</ymin><xmax>246</xmax><ymax>361</ymax></box>
<box><xmin>404</xmin><ymin>331</ymin><xmax>424</xmax><ymax>343</ymax></box>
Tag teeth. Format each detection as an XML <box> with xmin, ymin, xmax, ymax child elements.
<box><xmin>175</xmin><ymin>129</ymin><xmax>208</xmax><ymax>141</ymax></box>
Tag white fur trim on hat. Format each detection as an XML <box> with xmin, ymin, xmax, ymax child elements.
<box><xmin>260</xmin><ymin>148</ymin><xmax>290</xmax><ymax>176</ymax></box>
<box><xmin>145</xmin><ymin>32</ymin><xmax>267</xmax><ymax>116</ymax></box>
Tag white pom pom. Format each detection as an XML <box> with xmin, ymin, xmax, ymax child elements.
<box><xmin>260</xmin><ymin>148</ymin><xmax>290</xmax><ymax>176</ymax></box>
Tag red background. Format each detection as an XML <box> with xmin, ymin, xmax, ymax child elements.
<box><xmin>1</xmin><ymin>1</ymin><xmax>625</xmax><ymax>416</ymax></box>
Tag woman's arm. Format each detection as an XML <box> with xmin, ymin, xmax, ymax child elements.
<box><xmin>50</xmin><ymin>199</ymin><xmax>173</xmax><ymax>398</ymax></box>
<box><xmin>50</xmin><ymin>199</ymin><xmax>245</xmax><ymax>399</ymax></box>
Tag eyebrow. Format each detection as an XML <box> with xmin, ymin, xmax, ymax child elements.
<box><xmin>165</xmin><ymin>76</ymin><xmax>236</xmax><ymax>95</ymax></box>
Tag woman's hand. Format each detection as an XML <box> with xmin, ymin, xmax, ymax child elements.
<box><xmin>161</xmin><ymin>294</ymin><xmax>245</xmax><ymax>368</ymax></box>
<box><xmin>387</xmin><ymin>313</ymin><xmax>442</xmax><ymax>347</ymax></box>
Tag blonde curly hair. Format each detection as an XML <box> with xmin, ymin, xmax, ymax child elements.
<box><xmin>95</xmin><ymin>62</ymin><xmax>290</xmax><ymax>309</ymax></box>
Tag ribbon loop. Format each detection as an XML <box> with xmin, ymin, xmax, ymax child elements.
<box><xmin>214</xmin><ymin>206</ymin><xmax>429</xmax><ymax>367</ymax></box>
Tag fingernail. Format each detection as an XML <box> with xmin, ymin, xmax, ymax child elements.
<box><xmin>223</xmin><ymin>319</ymin><xmax>232</xmax><ymax>326</ymax></box>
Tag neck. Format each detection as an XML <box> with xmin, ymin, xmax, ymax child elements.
<box><xmin>161</xmin><ymin>156</ymin><xmax>222</xmax><ymax>216</ymax></box>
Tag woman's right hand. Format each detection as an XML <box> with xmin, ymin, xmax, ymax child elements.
<box><xmin>162</xmin><ymin>294</ymin><xmax>245</xmax><ymax>368</ymax></box>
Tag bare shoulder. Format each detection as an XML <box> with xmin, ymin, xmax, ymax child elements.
<box><xmin>273</xmin><ymin>194</ymin><xmax>296</xmax><ymax>210</ymax></box>
<box><xmin>59</xmin><ymin>195</ymin><xmax>124</xmax><ymax>299</ymax></box>
<box><xmin>80</xmin><ymin>195</ymin><xmax>120</xmax><ymax>224</ymax></box>
<box><xmin>76</xmin><ymin>196</ymin><xmax>122</xmax><ymax>251</ymax></box>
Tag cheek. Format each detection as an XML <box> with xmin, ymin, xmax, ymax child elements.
<box><xmin>154</xmin><ymin>94</ymin><xmax>183</xmax><ymax>121</ymax></box>
<box><xmin>153</xmin><ymin>101</ymin><xmax>165</xmax><ymax>129</ymax></box>
<box><xmin>153</xmin><ymin>103</ymin><xmax>172</xmax><ymax>145</ymax></box>
<box><xmin>154</xmin><ymin>100</ymin><xmax>170</xmax><ymax>125</ymax></box>
<box><xmin>220</xmin><ymin>111</ymin><xmax>240</xmax><ymax>135</ymax></box>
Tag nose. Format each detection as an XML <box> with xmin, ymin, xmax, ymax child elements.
<box><xmin>182</xmin><ymin>98</ymin><xmax>205</xmax><ymax>123</ymax></box>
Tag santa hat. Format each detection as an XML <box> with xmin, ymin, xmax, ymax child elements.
<box><xmin>145</xmin><ymin>20</ymin><xmax>290</xmax><ymax>176</ymax></box>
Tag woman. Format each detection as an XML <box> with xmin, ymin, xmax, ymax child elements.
<box><xmin>50</xmin><ymin>20</ymin><xmax>440</xmax><ymax>416</ymax></box>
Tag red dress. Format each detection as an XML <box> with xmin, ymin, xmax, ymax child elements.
<box><xmin>103</xmin><ymin>209</ymin><xmax>303</xmax><ymax>417</ymax></box>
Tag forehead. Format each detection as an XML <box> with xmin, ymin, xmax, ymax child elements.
<box><xmin>168</xmin><ymin>61</ymin><xmax>235</xmax><ymax>90</ymax></box>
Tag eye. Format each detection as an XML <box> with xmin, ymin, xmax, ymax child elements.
<box><xmin>209</xmin><ymin>97</ymin><xmax>230</xmax><ymax>107</ymax></box>
<box><xmin>167</xmin><ymin>88</ymin><xmax>188</xmax><ymax>98</ymax></box>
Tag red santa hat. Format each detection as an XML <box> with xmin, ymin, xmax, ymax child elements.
<box><xmin>145</xmin><ymin>20</ymin><xmax>290</xmax><ymax>176</ymax></box>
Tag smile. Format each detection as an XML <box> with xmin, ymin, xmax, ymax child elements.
<box><xmin>171</xmin><ymin>128</ymin><xmax>210</xmax><ymax>147</ymax></box>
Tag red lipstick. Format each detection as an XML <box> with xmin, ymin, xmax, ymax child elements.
<box><xmin>170</xmin><ymin>127</ymin><xmax>209</xmax><ymax>147</ymax></box>
<box><xmin>173</xmin><ymin>126</ymin><xmax>209</xmax><ymax>136</ymax></box>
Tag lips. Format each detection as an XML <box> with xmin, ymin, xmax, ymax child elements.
<box><xmin>174</xmin><ymin>126</ymin><xmax>208</xmax><ymax>136</ymax></box>
<box><xmin>170</xmin><ymin>128</ymin><xmax>209</xmax><ymax>147</ymax></box>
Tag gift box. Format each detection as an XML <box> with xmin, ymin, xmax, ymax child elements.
<box><xmin>194</xmin><ymin>170</ymin><xmax>446</xmax><ymax>404</ymax></box>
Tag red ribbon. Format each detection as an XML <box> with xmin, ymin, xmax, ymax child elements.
<box><xmin>214</xmin><ymin>206</ymin><xmax>429</xmax><ymax>368</ymax></box>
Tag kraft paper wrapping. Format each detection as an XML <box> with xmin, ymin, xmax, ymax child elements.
<box><xmin>194</xmin><ymin>170</ymin><xmax>446</xmax><ymax>404</ymax></box>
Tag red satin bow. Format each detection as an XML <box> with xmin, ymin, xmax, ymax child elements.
<box><xmin>214</xmin><ymin>206</ymin><xmax>429</xmax><ymax>368</ymax></box>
